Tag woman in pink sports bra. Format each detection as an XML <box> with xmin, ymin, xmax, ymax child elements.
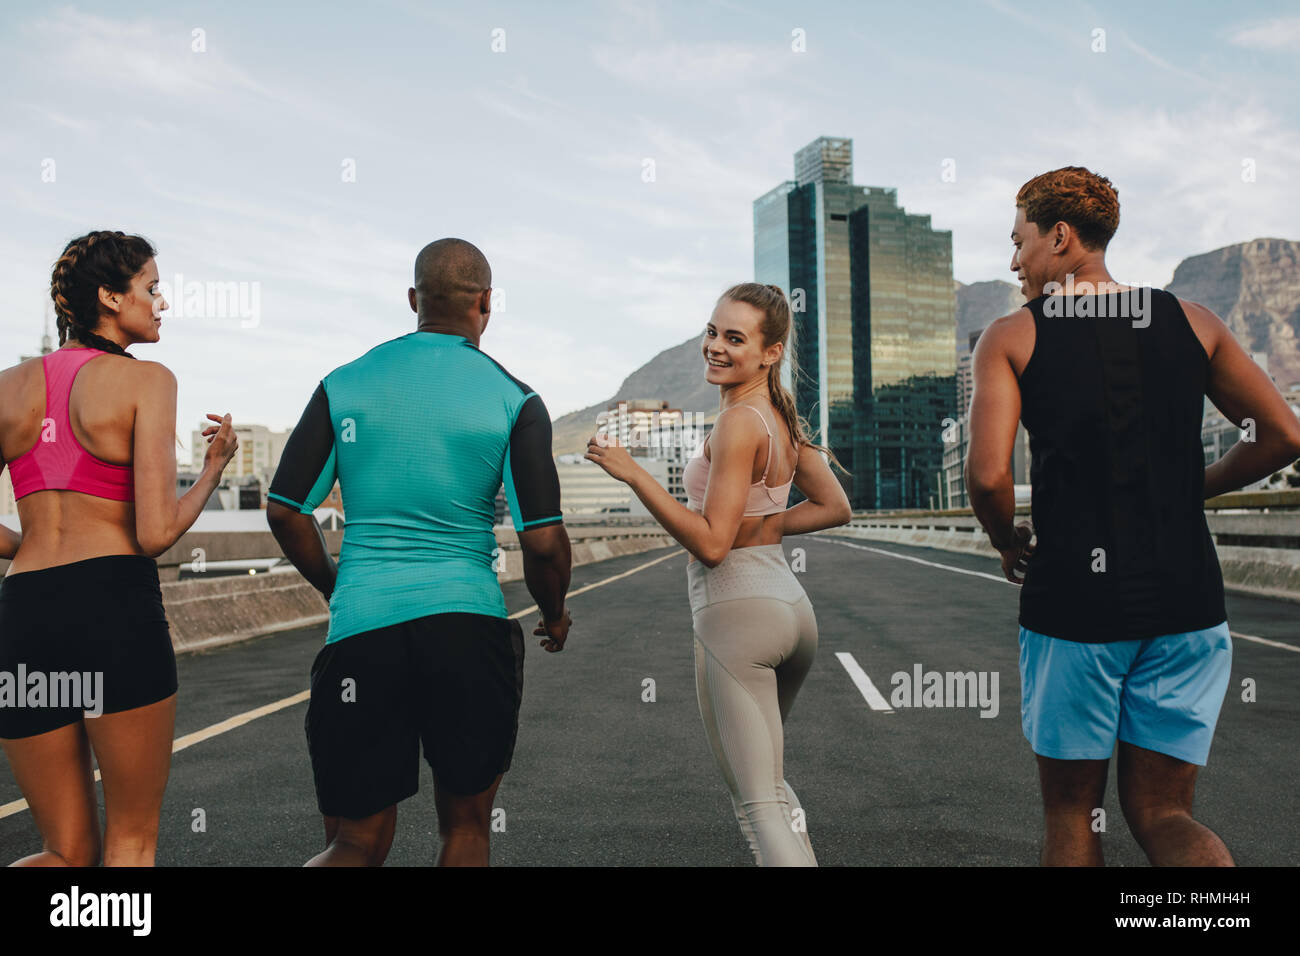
<box><xmin>0</xmin><ymin>230</ymin><xmax>238</xmax><ymax>866</ymax></box>
<box><xmin>586</xmin><ymin>282</ymin><xmax>851</xmax><ymax>865</ymax></box>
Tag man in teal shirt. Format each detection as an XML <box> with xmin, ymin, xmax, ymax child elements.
<box><xmin>269</xmin><ymin>238</ymin><xmax>572</xmax><ymax>866</ymax></box>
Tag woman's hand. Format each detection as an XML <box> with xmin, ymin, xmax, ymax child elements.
<box><xmin>201</xmin><ymin>412</ymin><xmax>239</xmax><ymax>474</ymax></box>
<box><xmin>585</xmin><ymin>432</ymin><xmax>640</xmax><ymax>484</ymax></box>
<box><xmin>0</xmin><ymin>524</ymin><xmax>21</xmax><ymax>561</ymax></box>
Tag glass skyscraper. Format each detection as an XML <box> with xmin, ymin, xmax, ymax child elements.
<box><xmin>755</xmin><ymin>136</ymin><xmax>957</xmax><ymax>510</ymax></box>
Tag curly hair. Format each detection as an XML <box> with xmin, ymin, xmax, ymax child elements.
<box><xmin>716</xmin><ymin>282</ymin><xmax>850</xmax><ymax>476</ymax></box>
<box><xmin>50</xmin><ymin>230</ymin><xmax>157</xmax><ymax>359</ymax></box>
<box><xmin>1015</xmin><ymin>167</ymin><xmax>1119</xmax><ymax>252</ymax></box>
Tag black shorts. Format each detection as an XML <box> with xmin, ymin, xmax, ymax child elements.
<box><xmin>304</xmin><ymin>612</ymin><xmax>525</xmax><ymax>819</ymax></box>
<box><xmin>0</xmin><ymin>555</ymin><xmax>178</xmax><ymax>739</ymax></box>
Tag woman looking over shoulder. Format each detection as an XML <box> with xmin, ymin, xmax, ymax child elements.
<box><xmin>586</xmin><ymin>282</ymin><xmax>851</xmax><ymax>866</ymax></box>
<box><xmin>0</xmin><ymin>230</ymin><xmax>238</xmax><ymax>866</ymax></box>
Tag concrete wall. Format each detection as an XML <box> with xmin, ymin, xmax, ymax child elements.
<box><xmin>160</xmin><ymin>529</ymin><xmax>675</xmax><ymax>655</ymax></box>
<box><xmin>831</xmin><ymin>510</ymin><xmax>1300</xmax><ymax>604</ymax></box>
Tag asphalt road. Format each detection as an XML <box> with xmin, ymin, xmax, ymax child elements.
<box><xmin>1</xmin><ymin>536</ymin><xmax>1295</xmax><ymax>866</ymax></box>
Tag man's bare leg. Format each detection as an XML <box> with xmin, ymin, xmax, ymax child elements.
<box><xmin>307</xmin><ymin>805</ymin><xmax>397</xmax><ymax>866</ymax></box>
<box><xmin>1117</xmin><ymin>742</ymin><xmax>1233</xmax><ymax>866</ymax></box>
<box><xmin>1036</xmin><ymin>754</ymin><xmax>1109</xmax><ymax>866</ymax></box>
<box><xmin>434</xmin><ymin>773</ymin><xmax>502</xmax><ymax>867</ymax></box>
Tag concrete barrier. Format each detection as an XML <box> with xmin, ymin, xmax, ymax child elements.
<box><xmin>160</xmin><ymin>529</ymin><xmax>675</xmax><ymax>655</ymax></box>
<box><xmin>828</xmin><ymin>515</ymin><xmax>1300</xmax><ymax>604</ymax></box>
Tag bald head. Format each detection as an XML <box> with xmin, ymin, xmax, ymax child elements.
<box><xmin>412</xmin><ymin>238</ymin><xmax>492</xmax><ymax>321</ymax></box>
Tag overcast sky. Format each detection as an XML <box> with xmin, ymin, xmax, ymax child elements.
<box><xmin>2</xmin><ymin>0</ymin><xmax>1296</xmax><ymax>458</ymax></box>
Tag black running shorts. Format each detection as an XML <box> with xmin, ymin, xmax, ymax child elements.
<box><xmin>304</xmin><ymin>612</ymin><xmax>525</xmax><ymax>819</ymax></box>
<box><xmin>0</xmin><ymin>555</ymin><xmax>178</xmax><ymax>739</ymax></box>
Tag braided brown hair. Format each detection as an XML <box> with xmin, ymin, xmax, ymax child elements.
<box><xmin>51</xmin><ymin>230</ymin><xmax>157</xmax><ymax>359</ymax></box>
<box><xmin>717</xmin><ymin>282</ymin><xmax>849</xmax><ymax>475</ymax></box>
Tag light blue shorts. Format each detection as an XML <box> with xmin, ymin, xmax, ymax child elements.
<box><xmin>1018</xmin><ymin>622</ymin><xmax>1232</xmax><ymax>766</ymax></box>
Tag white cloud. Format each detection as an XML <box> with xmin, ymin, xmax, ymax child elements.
<box><xmin>1228</xmin><ymin>16</ymin><xmax>1300</xmax><ymax>51</ymax></box>
<box><xmin>1116</xmin><ymin>31</ymin><xmax>1212</xmax><ymax>87</ymax></box>
<box><xmin>18</xmin><ymin>7</ymin><xmax>387</xmax><ymax>141</ymax></box>
<box><xmin>937</xmin><ymin>91</ymin><xmax>1300</xmax><ymax>286</ymax></box>
<box><xmin>591</xmin><ymin>40</ymin><xmax>789</xmax><ymax>92</ymax></box>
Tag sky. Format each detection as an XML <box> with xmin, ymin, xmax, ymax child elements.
<box><xmin>2</xmin><ymin>0</ymin><xmax>1297</xmax><ymax>460</ymax></box>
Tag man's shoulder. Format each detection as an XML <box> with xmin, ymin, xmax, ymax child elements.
<box><xmin>323</xmin><ymin>334</ymin><xmax>540</xmax><ymax>408</ymax></box>
<box><xmin>975</xmin><ymin>306</ymin><xmax>1035</xmax><ymax>354</ymax></box>
<box><xmin>321</xmin><ymin>333</ymin><xmax>410</xmax><ymax>384</ymax></box>
<box><xmin>987</xmin><ymin>304</ymin><xmax>1035</xmax><ymax>335</ymax></box>
<box><xmin>469</xmin><ymin>344</ymin><xmax>537</xmax><ymax>400</ymax></box>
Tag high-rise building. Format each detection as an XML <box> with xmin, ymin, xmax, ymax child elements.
<box><xmin>755</xmin><ymin>136</ymin><xmax>958</xmax><ymax>510</ymax></box>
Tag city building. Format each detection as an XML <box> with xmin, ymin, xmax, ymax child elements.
<box><xmin>755</xmin><ymin>136</ymin><xmax>958</xmax><ymax>510</ymax></box>
<box><xmin>940</xmin><ymin>413</ymin><xmax>1032</xmax><ymax>510</ymax></box>
<box><xmin>552</xmin><ymin>400</ymin><xmax>709</xmax><ymax>516</ymax></box>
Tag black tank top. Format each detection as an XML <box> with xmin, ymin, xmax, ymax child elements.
<box><xmin>1017</xmin><ymin>286</ymin><xmax>1226</xmax><ymax>642</ymax></box>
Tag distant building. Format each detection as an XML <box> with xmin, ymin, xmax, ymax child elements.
<box><xmin>755</xmin><ymin>136</ymin><xmax>957</xmax><ymax>510</ymax></box>
<box><xmin>940</xmin><ymin>414</ymin><xmax>1031</xmax><ymax>510</ymax></box>
<box><xmin>185</xmin><ymin>420</ymin><xmax>339</xmax><ymax>512</ymax></box>
<box><xmin>1202</xmin><ymin>411</ymin><xmax>1271</xmax><ymax>492</ymax></box>
<box><xmin>551</xmin><ymin>399</ymin><xmax>709</xmax><ymax>516</ymax></box>
<box><xmin>956</xmin><ymin>331</ymin><xmax>982</xmax><ymax>416</ymax></box>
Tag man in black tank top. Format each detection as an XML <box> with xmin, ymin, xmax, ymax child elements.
<box><xmin>966</xmin><ymin>166</ymin><xmax>1300</xmax><ymax>867</ymax></box>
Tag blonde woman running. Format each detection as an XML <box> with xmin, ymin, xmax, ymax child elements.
<box><xmin>587</xmin><ymin>282</ymin><xmax>851</xmax><ymax>866</ymax></box>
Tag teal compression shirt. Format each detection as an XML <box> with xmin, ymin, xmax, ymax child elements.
<box><xmin>268</xmin><ymin>331</ymin><xmax>564</xmax><ymax>644</ymax></box>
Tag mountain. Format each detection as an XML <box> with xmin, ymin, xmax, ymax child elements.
<box><xmin>955</xmin><ymin>279</ymin><xmax>1025</xmax><ymax>354</ymax></box>
<box><xmin>549</xmin><ymin>335</ymin><xmax>720</xmax><ymax>456</ymax></box>
<box><xmin>1165</xmin><ymin>238</ymin><xmax>1300</xmax><ymax>390</ymax></box>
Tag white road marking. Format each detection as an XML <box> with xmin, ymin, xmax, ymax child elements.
<box><xmin>826</xmin><ymin>538</ymin><xmax>1012</xmax><ymax>584</ymax></box>
<box><xmin>1231</xmin><ymin>631</ymin><xmax>1300</xmax><ymax>653</ymax></box>
<box><xmin>509</xmin><ymin>548</ymin><xmax>682</xmax><ymax>620</ymax></box>
<box><xmin>835</xmin><ymin>652</ymin><xmax>895</xmax><ymax>713</ymax></box>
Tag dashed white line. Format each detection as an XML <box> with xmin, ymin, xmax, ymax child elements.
<box><xmin>835</xmin><ymin>652</ymin><xmax>895</xmax><ymax>713</ymax></box>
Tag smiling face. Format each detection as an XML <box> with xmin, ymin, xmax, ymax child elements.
<box><xmin>1009</xmin><ymin>206</ymin><xmax>1058</xmax><ymax>299</ymax></box>
<box><xmin>703</xmin><ymin>297</ymin><xmax>783</xmax><ymax>387</ymax></box>
<box><xmin>99</xmin><ymin>258</ymin><xmax>167</xmax><ymax>344</ymax></box>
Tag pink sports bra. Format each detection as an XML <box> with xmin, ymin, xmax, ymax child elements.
<box><xmin>683</xmin><ymin>404</ymin><xmax>793</xmax><ymax>516</ymax></box>
<box><xmin>7</xmin><ymin>348</ymin><xmax>135</xmax><ymax>502</ymax></box>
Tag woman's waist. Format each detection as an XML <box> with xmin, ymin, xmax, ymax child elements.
<box><xmin>2</xmin><ymin>552</ymin><xmax>159</xmax><ymax>593</ymax></box>
<box><xmin>687</xmin><ymin>543</ymin><xmax>805</xmax><ymax>612</ymax></box>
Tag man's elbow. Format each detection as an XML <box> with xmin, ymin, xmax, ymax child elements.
<box><xmin>1283</xmin><ymin>429</ymin><xmax>1300</xmax><ymax>460</ymax></box>
<box><xmin>967</xmin><ymin>466</ymin><xmax>1012</xmax><ymax>497</ymax></box>
<box><xmin>518</xmin><ymin>523</ymin><xmax>571</xmax><ymax>565</ymax></box>
<box><xmin>266</xmin><ymin>501</ymin><xmax>299</xmax><ymax>531</ymax></box>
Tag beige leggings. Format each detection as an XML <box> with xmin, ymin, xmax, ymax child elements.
<box><xmin>688</xmin><ymin>544</ymin><xmax>819</xmax><ymax>867</ymax></box>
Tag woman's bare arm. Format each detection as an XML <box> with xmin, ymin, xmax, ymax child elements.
<box><xmin>781</xmin><ymin>442</ymin><xmax>852</xmax><ymax>535</ymax></box>
<box><xmin>132</xmin><ymin>362</ymin><xmax>235</xmax><ymax>557</ymax></box>
<box><xmin>0</xmin><ymin>498</ymin><xmax>19</xmax><ymax>560</ymax></box>
<box><xmin>623</xmin><ymin>407</ymin><xmax>762</xmax><ymax>568</ymax></box>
